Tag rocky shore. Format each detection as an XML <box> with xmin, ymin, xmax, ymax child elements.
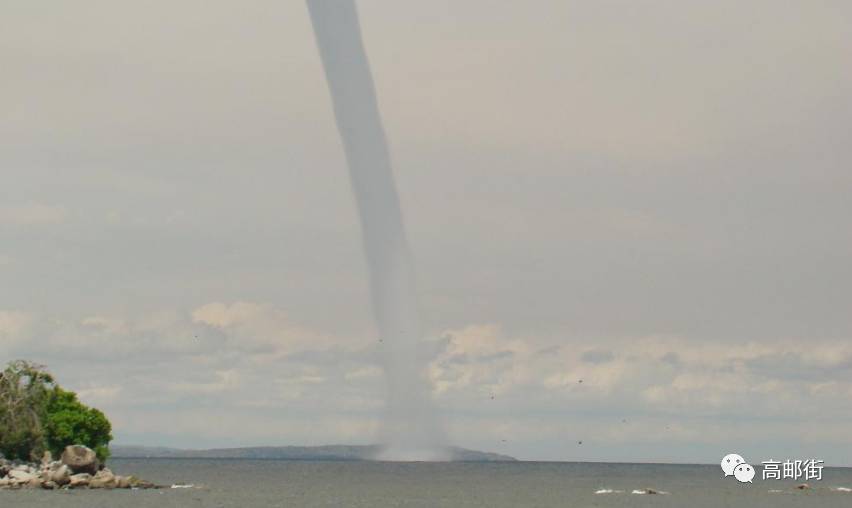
<box><xmin>0</xmin><ymin>445</ymin><xmax>158</xmax><ymax>490</ymax></box>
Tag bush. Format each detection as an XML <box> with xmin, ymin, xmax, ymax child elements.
<box><xmin>44</xmin><ymin>388</ymin><xmax>113</xmax><ymax>462</ymax></box>
<box><xmin>0</xmin><ymin>361</ymin><xmax>113</xmax><ymax>462</ymax></box>
<box><xmin>0</xmin><ymin>361</ymin><xmax>54</xmax><ymax>461</ymax></box>
<box><xmin>0</xmin><ymin>427</ymin><xmax>46</xmax><ymax>462</ymax></box>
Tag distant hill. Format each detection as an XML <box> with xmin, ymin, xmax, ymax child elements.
<box><xmin>111</xmin><ymin>445</ymin><xmax>516</xmax><ymax>462</ymax></box>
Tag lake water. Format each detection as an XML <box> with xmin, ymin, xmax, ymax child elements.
<box><xmin>4</xmin><ymin>459</ymin><xmax>851</xmax><ymax>507</ymax></box>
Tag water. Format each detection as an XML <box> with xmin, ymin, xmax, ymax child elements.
<box><xmin>4</xmin><ymin>459</ymin><xmax>852</xmax><ymax>507</ymax></box>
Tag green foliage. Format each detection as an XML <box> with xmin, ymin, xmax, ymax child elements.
<box><xmin>0</xmin><ymin>361</ymin><xmax>112</xmax><ymax>462</ymax></box>
<box><xmin>0</xmin><ymin>427</ymin><xmax>45</xmax><ymax>462</ymax></box>
<box><xmin>44</xmin><ymin>388</ymin><xmax>113</xmax><ymax>462</ymax></box>
<box><xmin>0</xmin><ymin>361</ymin><xmax>54</xmax><ymax>460</ymax></box>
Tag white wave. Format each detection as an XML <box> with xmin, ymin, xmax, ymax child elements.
<box><xmin>631</xmin><ymin>488</ymin><xmax>669</xmax><ymax>495</ymax></box>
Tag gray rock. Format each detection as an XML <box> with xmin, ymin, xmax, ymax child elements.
<box><xmin>128</xmin><ymin>476</ymin><xmax>157</xmax><ymax>489</ymax></box>
<box><xmin>68</xmin><ymin>473</ymin><xmax>92</xmax><ymax>488</ymax></box>
<box><xmin>50</xmin><ymin>464</ymin><xmax>71</xmax><ymax>485</ymax></box>
<box><xmin>8</xmin><ymin>470</ymin><xmax>36</xmax><ymax>482</ymax></box>
<box><xmin>61</xmin><ymin>445</ymin><xmax>99</xmax><ymax>475</ymax></box>
<box><xmin>90</xmin><ymin>469</ymin><xmax>117</xmax><ymax>489</ymax></box>
<box><xmin>0</xmin><ymin>452</ymin><xmax>155</xmax><ymax>491</ymax></box>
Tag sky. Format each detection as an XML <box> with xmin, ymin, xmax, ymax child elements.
<box><xmin>1</xmin><ymin>0</ymin><xmax>851</xmax><ymax>464</ymax></box>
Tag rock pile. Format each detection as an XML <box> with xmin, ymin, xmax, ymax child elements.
<box><xmin>0</xmin><ymin>445</ymin><xmax>158</xmax><ymax>490</ymax></box>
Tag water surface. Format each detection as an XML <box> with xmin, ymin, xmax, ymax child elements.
<box><xmin>4</xmin><ymin>459</ymin><xmax>851</xmax><ymax>507</ymax></box>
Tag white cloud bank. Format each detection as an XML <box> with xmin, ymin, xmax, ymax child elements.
<box><xmin>0</xmin><ymin>203</ymin><xmax>67</xmax><ymax>226</ymax></box>
<box><xmin>2</xmin><ymin>303</ymin><xmax>851</xmax><ymax>463</ymax></box>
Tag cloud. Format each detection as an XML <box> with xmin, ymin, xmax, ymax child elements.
<box><xmin>81</xmin><ymin>315</ymin><xmax>130</xmax><ymax>335</ymax></box>
<box><xmin>423</xmin><ymin>326</ymin><xmax>852</xmax><ymax>462</ymax></box>
<box><xmin>3</xmin><ymin>305</ymin><xmax>852</xmax><ymax>461</ymax></box>
<box><xmin>0</xmin><ymin>302</ymin><xmax>334</xmax><ymax>364</ymax></box>
<box><xmin>192</xmin><ymin>301</ymin><xmax>338</xmax><ymax>353</ymax></box>
<box><xmin>172</xmin><ymin>369</ymin><xmax>241</xmax><ymax>396</ymax></box>
<box><xmin>0</xmin><ymin>203</ymin><xmax>67</xmax><ymax>226</ymax></box>
<box><xmin>192</xmin><ymin>301</ymin><xmax>266</xmax><ymax>328</ymax></box>
<box><xmin>0</xmin><ymin>310</ymin><xmax>32</xmax><ymax>336</ymax></box>
<box><xmin>76</xmin><ymin>384</ymin><xmax>123</xmax><ymax>406</ymax></box>
<box><xmin>0</xmin><ymin>310</ymin><xmax>34</xmax><ymax>352</ymax></box>
<box><xmin>0</xmin><ymin>303</ymin><xmax>385</xmax><ymax>444</ymax></box>
<box><xmin>429</xmin><ymin>325</ymin><xmax>852</xmax><ymax>423</ymax></box>
<box><xmin>581</xmin><ymin>349</ymin><xmax>615</xmax><ymax>364</ymax></box>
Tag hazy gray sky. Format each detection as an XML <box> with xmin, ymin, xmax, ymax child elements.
<box><xmin>2</xmin><ymin>0</ymin><xmax>851</xmax><ymax>463</ymax></box>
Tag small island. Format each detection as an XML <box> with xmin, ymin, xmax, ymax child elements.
<box><xmin>0</xmin><ymin>361</ymin><xmax>157</xmax><ymax>490</ymax></box>
<box><xmin>1</xmin><ymin>445</ymin><xmax>157</xmax><ymax>490</ymax></box>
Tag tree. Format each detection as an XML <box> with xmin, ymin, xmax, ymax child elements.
<box><xmin>0</xmin><ymin>361</ymin><xmax>112</xmax><ymax>462</ymax></box>
<box><xmin>44</xmin><ymin>388</ymin><xmax>113</xmax><ymax>462</ymax></box>
<box><xmin>0</xmin><ymin>361</ymin><xmax>54</xmax><ymax>460</ymax></box>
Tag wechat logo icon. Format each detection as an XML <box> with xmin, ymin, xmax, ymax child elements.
<box><xmin>721</xmin><ymin>453</ymin><xmax>754</xmax><ymax>483</ymax></box>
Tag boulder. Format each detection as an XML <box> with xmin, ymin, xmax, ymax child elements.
<box><xmin>50</xmin><ymin>464</ymin><xmax>71</xmax><ymax>486</ymax></box>
<box><xmin>128</xmin><ymin>476</ymin><xmax>157</xmax><ymax>489</ymax></box>
<box><xmin>41</xmin><ymin>450</ymin><xmax>53</xmax><ymax>466</ymax></box>
<box><xmin>90</xmin><ymin>469</ymin><xmax>117</xmax><ymax>489</ymax></box>
<box><xmin>61</xmin><ymin>445</ymin><xmax>99</xmax><ymax>475</ymax></box>
<box><xmin>68</xmin><ymin>473</ymin><xmax>92</xmax><ymax>488</ymax></box>
<box><xmin>8</xmin><ymin>470</ymin><xmax>36</xmax><ymax>483</ymax></box>
<box><xmin>0</xmin><ymin>453</ymin><xmax>155</xmax><ymax>491</ymax></box>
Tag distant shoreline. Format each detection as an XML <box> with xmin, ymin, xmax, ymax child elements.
<box><xmin>110</xmin><ymin>445</ymin><xmax>517</xmax><ymax>462</ymax></box>
<box><xmin>107</xmin><ymin>453</ymin><xmax>852</xmax><ymax>469</ymax></box>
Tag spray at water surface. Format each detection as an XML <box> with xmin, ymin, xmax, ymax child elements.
<box><xmin>306</xmin><ymin>0</ymin><xmax>446</xmax><ymax>460</ymax></box>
